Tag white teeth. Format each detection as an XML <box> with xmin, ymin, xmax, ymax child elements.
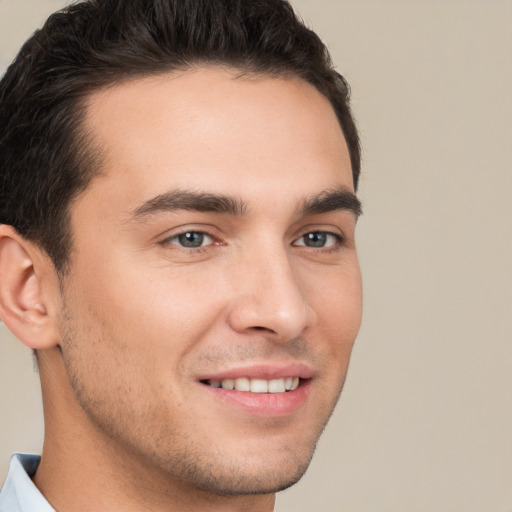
<box><xmin>234</xmin><ymin>377</ymin><xmax>250</xmax><ymax>392</ymax></box>
<box><xmin>221</xmin><ymin>379</ymin><xmax>235</xmax><ymax>390</ymax></box>
<box><xmin>250</xmin><ymin>379</ymin><xmax>269</xmax><ymax>393</ymax></box>
<box><xmin>207</xmin><ymin>377</ymin><xmax>301</xmax><ymax>393</ymax></box>
<box><xmin>268</xmin><ymin>379</ymin><xmax>286</xmax><ymax>393</ymax></box>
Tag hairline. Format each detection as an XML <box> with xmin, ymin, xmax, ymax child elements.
<box><xmin>55</xmin><ymin>62</ymin><xmax>358</xmax><ymax>275</ymax></box>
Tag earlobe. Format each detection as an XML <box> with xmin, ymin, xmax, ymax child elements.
<box><xmin>0</xmin><ymin>225</ymin><xmax>60</xmax><ymax>350</ymax></box>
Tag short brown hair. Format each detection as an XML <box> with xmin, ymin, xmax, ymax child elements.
<box><xmin>0</xmin><ymin>0</ymin><xmax>360</xmax><ymax>272</ymax></box>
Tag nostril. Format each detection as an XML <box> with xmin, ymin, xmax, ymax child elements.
<box><xmin>251</xmin><ymin>325</ymin><xmax>277</xmax><ymax>334</ymax></box>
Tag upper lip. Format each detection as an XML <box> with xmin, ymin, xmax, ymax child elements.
<box><xmin>197</xmin><ymin>362</ymin><xmax>315</xmax><ymax>382</ymax></box>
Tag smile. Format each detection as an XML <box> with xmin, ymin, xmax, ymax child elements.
<box><xmin>202</xmin><ymin>377</ymin><xmax>300</xmax><ymax>393</ymax></box>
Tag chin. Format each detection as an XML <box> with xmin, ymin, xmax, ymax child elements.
<box><xmin>174</xmin><ymin>441</ymin><xmax>317</xmax><ymax>497</ymax></box>
<box><xmin>193</xmin><ymin>461</ymin><xmax>312</xmax><ymax>497</ymax></box>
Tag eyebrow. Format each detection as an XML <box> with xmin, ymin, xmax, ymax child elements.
<box><xmin>130</xmin><ymin>190</ymin><xmax>247</xmax><ymax>220</ymax></box>
<box><xmin>129</xmin><ymin>186</ymin><xmax>362</xmax><ymax>222</ymax></box>
<box><xmin>300</xmin><ymin>188</ymin><xmax>363</xmax><ymax>219</ymax></box>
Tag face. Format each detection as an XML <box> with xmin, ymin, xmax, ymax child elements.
<box><xmin>57</xmin><ymin>67</ymin><xmax>362</xmax><ymax>495</ymax></box>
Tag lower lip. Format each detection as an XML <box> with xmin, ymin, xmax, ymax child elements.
<box><xmin>200</xmin><ymin>380</ymin><xmax>312</xmax><ymax>418</ymax></box>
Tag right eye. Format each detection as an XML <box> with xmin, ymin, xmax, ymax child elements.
<box><xmin>166</xmin><ymin>231</ymin><xmax>214</xmax><ymax>249</ymax></box>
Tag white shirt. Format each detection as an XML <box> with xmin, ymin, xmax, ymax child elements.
<box><xmin>0</xmin><ymin>454</ymin><xmax>54</xmax><ymax>512</ymax></box>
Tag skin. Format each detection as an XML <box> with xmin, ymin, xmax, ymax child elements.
<box><xmin>0</xmin><ymin>67</ymin><xmax>362</xmax><ymax>512</ymax></box>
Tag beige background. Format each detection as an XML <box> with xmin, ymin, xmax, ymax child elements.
<box><xmin>0</xmin><ymin>1</ymin><xmax>511</xmax><ymax>511</ymax></box>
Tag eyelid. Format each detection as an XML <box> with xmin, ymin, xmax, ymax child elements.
<box><xmin>293</xmin><ymin>231</ymin><xmax>344</xmax><ymax>248</ymax></box>
<box><xmin>292</xmin><ymin>223</ymin><xmax>347</xmax><ymax>241</ymax></box>
<box><xmin>168</xmin><ymin>231</ymin><xmax>214</xmax><ymax>247</ymax></box>
<box><xmin>159</xmin><ymin>226</ymin><xmax>221</xmax><ymax>248</ymax></box>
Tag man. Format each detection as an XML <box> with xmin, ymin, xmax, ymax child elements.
<box><xmin>0</xmin><ymin>0</ymin><xmax>362</xmax><ymax>510</ymax></box>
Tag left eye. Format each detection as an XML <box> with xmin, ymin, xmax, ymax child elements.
<box><xmin>294</xmin><ymin>232</ymin><xmax>340</xmax><ymax>248</ymax></box>
<box><xmin>168</xmin><ymin>231</ymin><xmax>214</xmax><ymax>248</ymax></box>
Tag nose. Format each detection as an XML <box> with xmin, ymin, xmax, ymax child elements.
<box><xmin>226</xmin><ymin>245</ymin><xmax>318</xmax><ymax>341</ymax></box>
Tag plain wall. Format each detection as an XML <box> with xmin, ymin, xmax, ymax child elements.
<box><xmin>0</xmin><ymin>1</ymin><xmax>511</xmax><ymax>511</ymax></box>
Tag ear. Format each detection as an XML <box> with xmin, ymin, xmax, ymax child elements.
<box><xmin>0</xmin><ymin>225</ymin><xmax>61</xmax><ymax>349</ymax></box>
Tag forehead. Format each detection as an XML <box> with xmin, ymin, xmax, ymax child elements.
<box><xmin>78</xmin><ymin>67</ymin><xmax>353</xmax><ymax>219</ymax></box>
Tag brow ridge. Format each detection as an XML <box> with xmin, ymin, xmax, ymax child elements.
<box><xmin>300</xmin><ymin>188</ymin><xmax>363</xmax><ymax>218</ymax></box>
<box><xmin>131</xmin><ymin>189</ymin><xmax>247</xmax><ymax>220</ymax></box>
<box><xmin>130</xmin><ymin>187</ymin><xmax>362</xmax><ymax>222</ymax></box>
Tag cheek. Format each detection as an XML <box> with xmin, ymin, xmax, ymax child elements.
<box><xmin>67</xmin><ymin>255</ymin><xmax>229</xmax><ymax>365</ymax></box>
<box><xmin>313</xmin><ymin>263</ymin><xmax>363</xmax><ymax>348</ymax></box>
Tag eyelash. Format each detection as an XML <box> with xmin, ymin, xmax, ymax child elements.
<box><xmin>160</xmin><ymin>229</ymin><xmax>346</xmax><ymax>254</ymax></box>
<box><xmin>160</xmin><ymin>228</ymin><xmax>220</xmax><ymax>254</ymax></box>
<box><xmin>293</xmin><ymin>231</ymin><xmax>345</xmax><ymax>251</ymax></box>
